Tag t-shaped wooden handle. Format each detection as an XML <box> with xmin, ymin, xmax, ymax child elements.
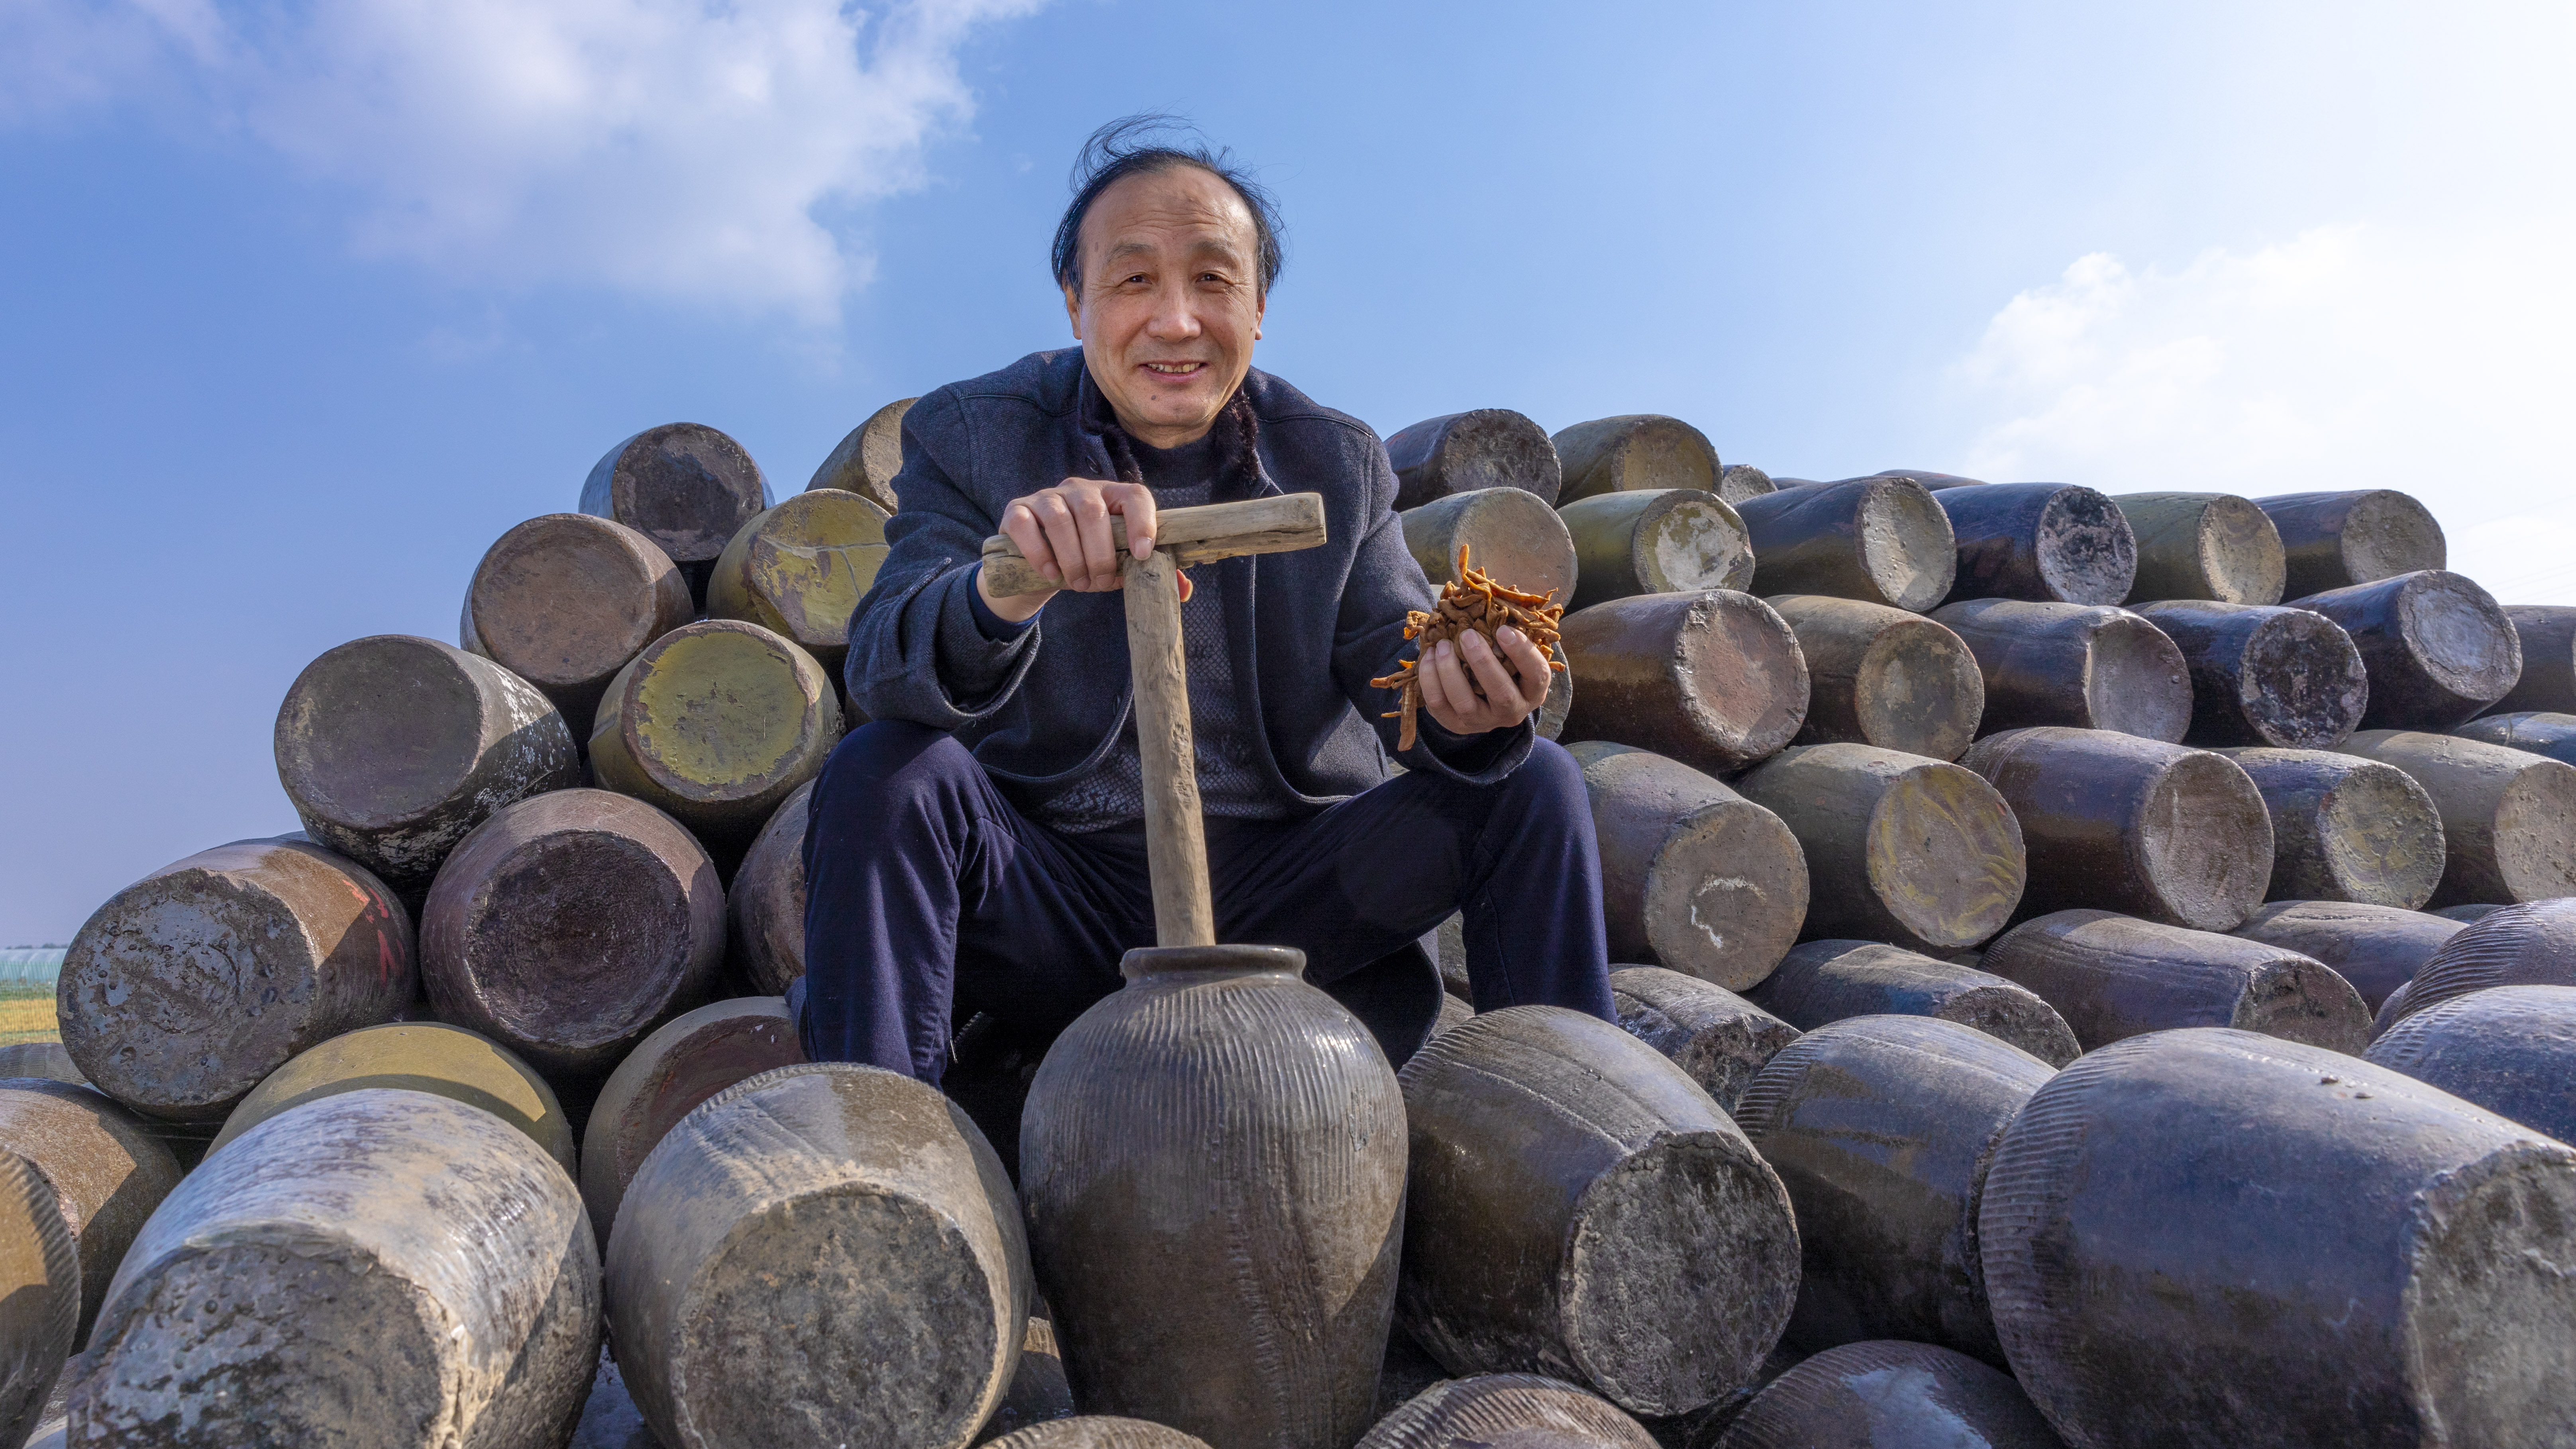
<box><xmin>977</xmin><ymin>492</ymin><xmax>1327</xmax><ymax>599</ymax></box>
<box><xmin>976</xmin><ymin>492</ymin><xmax>1328</xmax><ymax>946</ymax></box>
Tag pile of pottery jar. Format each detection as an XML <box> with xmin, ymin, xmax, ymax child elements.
<box><xmin>7</xmin><ymin>402</ymin><xmax>2576</xmax><ymax>1449</ymax></box>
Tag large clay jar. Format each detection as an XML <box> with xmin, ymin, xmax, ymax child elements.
<box><xmin>1020</xmin><ymin>944</ymin><xmax>1408</xmax><ymax>1449</ymax></box>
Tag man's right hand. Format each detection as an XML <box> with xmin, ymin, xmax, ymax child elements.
<box><xmin>976</xmin><ymin>477</ymin><xmax>1163</xmax><ymax>624</ymax></box>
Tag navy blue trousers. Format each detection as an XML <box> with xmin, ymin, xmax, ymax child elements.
<box><xmin>799</xmin><ymin>720</ymin><xmax>1613</xmax><ymax>1082</ymax></box>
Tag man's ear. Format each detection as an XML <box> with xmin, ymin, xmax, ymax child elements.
<box><xmin>1253</xmin><ymin>289</ymin><xmax>1265</xmax><ymax>343</ymax></box>
<box><xmin>1063</xmin><ymin>284</ymin><xmax>1083</xmax><ymax>341</ymax></box>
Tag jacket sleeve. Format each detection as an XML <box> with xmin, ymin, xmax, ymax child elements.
<box><xmin>843</xmin><ymin>389</ymin><xmax>1044</xmax><ymax>727</ymax></box>
<box><xmin>1331</xmin><ymin>439</ymin><xmax>1534</xmax><ymax>783</ymax></box>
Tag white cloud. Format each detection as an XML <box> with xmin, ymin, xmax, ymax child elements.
<box><xmin>0</xmin><ymin>1</ymin><xmax>223</xmax><ymax>116</ymax></box>
<box><xmin>1952</xmin><ymin>224</ymin><xmax>2576</xmax><ymax>604</ymax></box>
<box><xmin>2</xmin><ymin>0</ymin><xmax>1041</xmax><ymax>321</ymax></box>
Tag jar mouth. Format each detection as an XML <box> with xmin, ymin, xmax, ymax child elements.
<box><xmin>1120</xmin><ymin>943</ymin><xmax>1307</xmax><ymax>981</ymax></box>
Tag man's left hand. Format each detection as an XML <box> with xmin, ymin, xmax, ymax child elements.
<box><xmin>1417</xmin><ymin>626</ymin><xmax>1552</xmax><ymax>737</ymax></box>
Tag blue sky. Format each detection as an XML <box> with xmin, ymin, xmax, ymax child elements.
<box><xmin>4</xmin><ymin>0</ymin><xmax>2571</xmax><ymax>941</ymax></box>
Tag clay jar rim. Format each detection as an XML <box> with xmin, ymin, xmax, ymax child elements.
<box><xmin>1120</xmin><ymin>943</ymin><xmax>1308</xmax><ymax>982</ymax></box>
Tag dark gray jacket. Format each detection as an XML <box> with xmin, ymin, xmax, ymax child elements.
<box><xmin>844</xmin><ymin>349</ymin><xmax>1532</xmax><ymax>816</ymax></box>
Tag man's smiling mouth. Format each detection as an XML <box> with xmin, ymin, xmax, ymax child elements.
<box><xmin>1143</xmin><ymin>361</ymin><xmax>1206</xmax><ymax>375</ymax></box>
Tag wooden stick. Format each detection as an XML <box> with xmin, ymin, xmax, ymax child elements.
<box><xmin>981</xmin><ymin>493</ymin><xmax>1326</xmax><ymax>944</ymax></box>
<box><xmin>1124</xmin><ymin>550</ymin><xmax>1215</xmax><ymax>946</ymax></box>
<box><xmin>979</xmin><ymin>493</ymin><xmax>1326</xmax><ymax>598</ymax></box>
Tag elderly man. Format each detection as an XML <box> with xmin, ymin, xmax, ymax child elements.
<box><xmin>802</xmin><ymin>121</ymin><xmax>1613</xmax><ymax>1083</ymax></box>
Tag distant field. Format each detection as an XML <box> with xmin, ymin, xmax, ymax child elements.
<box><xmin>0</xmin><ymin>987</ymin><xmax>59</xmax><ymax>1046</ymax></box>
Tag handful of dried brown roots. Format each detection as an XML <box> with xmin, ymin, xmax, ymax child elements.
<box><xmin>1370</xmin><ymin>545</ymin><xmax>1568</xmax><ymax>751</ymax></box>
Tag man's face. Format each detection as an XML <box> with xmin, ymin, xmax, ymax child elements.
<box><xmin>1065</xmin><ymin>165</ymin><xmax>1265</xmax><ymax>450</ymax></box>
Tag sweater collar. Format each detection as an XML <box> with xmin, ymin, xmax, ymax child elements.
<box><xmin>1073</xmin><ymin>359</ymin><xmax>1277</xmax><ymax>499</ymax></box>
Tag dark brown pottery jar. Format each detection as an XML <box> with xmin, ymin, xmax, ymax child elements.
<box><xmin>1022</xmin><ymin>944</ymin><xmax>1408</xmax><ymax>1449</ymax></box>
